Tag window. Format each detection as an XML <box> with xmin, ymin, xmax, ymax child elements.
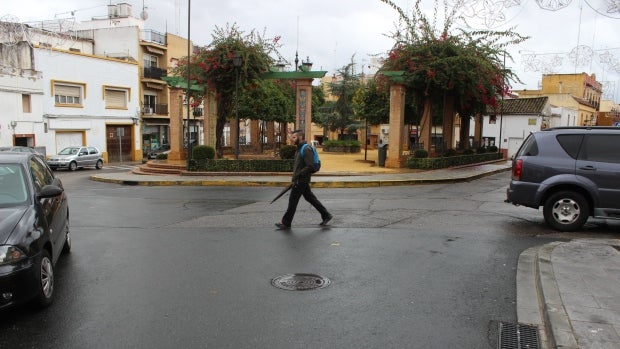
<box><xmin>105</xmin><ymin>87</ymin><xmax>129</xmax><ymax>109</ymax></box>
<box><xmin>579</xmin><ymin>135</ymin><xmax>620</xmax><ymax>164</ymax></box>
<box><xmin>54</xmin><ymin>82</ymin><xmax>84</xmax><ymax>106</ymax></box>
<box><xmin>22</xmin><ymin>94</ymin><xmax>31</xmax><ymax>113</ymax></box>
<box><xmin>144</xmin><ymin>54</ymin><xmax>158</xmax><ymax>68</ymax></box>
<box><xmin>30</xmin><ymin>157</ymin><xmax>55</xmax><ymax>192</ymax></box>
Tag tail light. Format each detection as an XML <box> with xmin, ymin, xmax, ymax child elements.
<box><xmin>512</xmin><ymin>159</ymin><xmax>523</xmax><ymax>180</ymax></box>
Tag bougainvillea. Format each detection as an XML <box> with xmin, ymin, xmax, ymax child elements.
<box><xmin>172</xmin><ymin>24</ymin><xmax>280</xmax><ymax>156</ymax></box>
<box><xmin>378</xmin><ymin>0</ymin><xmax>528</xmax><ymax>119</ymax></box>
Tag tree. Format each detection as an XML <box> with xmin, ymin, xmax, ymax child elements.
<box><xmin>324</xmin><ymin>58</ymin><xmax>362</xmax><ymax>137</ymax></box>
<box><xmin>173</xmin><ymin>24</ymin><xmax>279</xmax><ymax>157</ymax></box>
<box><xmin>378</xmin><ymin>0</ymin><xmax>528</xmax><ymax>150</ymax></box>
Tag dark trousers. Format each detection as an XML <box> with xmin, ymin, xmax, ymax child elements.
<box><xmin>281</xmin><ymin>182</ymin><xmax>329</xmax><ymax>226</ymax></box>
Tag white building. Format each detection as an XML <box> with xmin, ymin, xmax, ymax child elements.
<box><xmin>471</xmin><ymin>97</ymin><xmax>552</xmax><ymax>158</ymax></box>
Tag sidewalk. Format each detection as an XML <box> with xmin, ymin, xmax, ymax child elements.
<box><xmin>93</xmin><ymin>152</ymin><xmax>620</xmax><ymax>349</ymax></box>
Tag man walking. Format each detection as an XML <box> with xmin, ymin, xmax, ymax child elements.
<box><xmin>276</xmin><ymin>130</ymin><xmax>332</xmax><ymax>229</ymax></box>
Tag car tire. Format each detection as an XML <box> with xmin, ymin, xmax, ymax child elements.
<box><xmin>543</xmin><ymin>190</ymin><xmax>589</xmax><ymax>231</ymax></box>
<box><xmin>95</xmin><ymin>159</ymin><xmax>103</xmax><ymax>169</ymax></box>
<box><xmin>69</xmin><ymin>161</ymin><xmax>78</xmax><ymax>171</ymax></box>
<box><xmin>33</xmin><ymin>250</ymin><xmax>54</xmax><ymax>308</ymax></box>
<box><xmin>61</xmin><ymin>219</ymin><xmax>71</xmax><ymax>254</ymax></box>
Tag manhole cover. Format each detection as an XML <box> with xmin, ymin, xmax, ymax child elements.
<box><xmin>271</xmin><ymin>273</ymin><xmax>331</xmax><ymax>291</ymax></box>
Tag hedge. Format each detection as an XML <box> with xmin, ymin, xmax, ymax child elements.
<box><xmin>407</xmin><ymin>152</ymin><xmax>502</xmax><ymax>169</ymax></box>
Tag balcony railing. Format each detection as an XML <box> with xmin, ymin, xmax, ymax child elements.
<box><xmin>141</xmin><ymin>29</ymin><xmax>166</xmax><ymax>45</ymax></box>
<box><xmin>143</xmin><ymin>104</ymin><xmax>168</xmax><ymax>115</ymax></box>
<box><xmin>143</xmin><ymin>67</ymin><xmax>167</xmax><ymax>79</ymax></box>
<box><xmin>193</xmin><ymin>108</ymin><xmax>204</xmax><ymax>117</ymax></box>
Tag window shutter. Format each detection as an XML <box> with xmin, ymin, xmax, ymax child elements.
<box><xmin>55</xmin><ymin>84</ymin><xmax>80</xmax><ymax>97</ymax></box>
<box><xmin>105</xmin><ymin>89</ymin><xmax>127</xmax><ymax>108</ymax></box>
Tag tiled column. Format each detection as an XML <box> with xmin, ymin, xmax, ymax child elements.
<box><xmin>296</xmin><ymin>78</ymin><xmax>313</xmax><ymax>138</ymax></box>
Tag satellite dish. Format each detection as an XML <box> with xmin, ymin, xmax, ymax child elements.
<box><xmin>140</xmin><ymin>11</ymin><xmax>148</xmax><ymax>20</ymax></box>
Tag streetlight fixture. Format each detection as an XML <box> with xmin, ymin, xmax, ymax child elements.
<box><xmin>233</xmin><ymin>52</ymin><xmax>243</xmax><ymax>159</ymax></box>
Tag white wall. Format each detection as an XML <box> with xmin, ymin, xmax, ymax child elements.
<box><xmin>35</xmin><ymin>48</ymin><xmax>139</xmax><ymax>155</ymax></box>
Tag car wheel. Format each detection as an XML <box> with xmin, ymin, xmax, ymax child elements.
<box><xmin>543</xmin><ymin>191</ymin><xmax>589</xmax><ymax>231</ymax></box>
<box><xmin>34</xmin><ymin>250</ymin><xmax>54</xmax><ymax>307</ymax></box>
<box><xmin>95</xmin><ymin>159</ymin><xmax>103</xmax><ymax>169</ymax></box>
<box><xmin>61</xmin><ymin>220</ymin><xmax>71</xmax><ymax>254</ymax></box>
<box><xmin>69</xmin><ymin>161</ymin><xmax>78</xmax><ymax>171</ymax></box>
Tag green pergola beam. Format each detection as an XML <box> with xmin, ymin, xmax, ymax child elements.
<box><xmin>161</xmin><ymin>76</ymin><xmax>205</xmax><ymax>92</ymax></box>
<box><xmin>381</xmin><ymin>71</ymin><xmax>406</xmax><ymax>83</ymax></box>
<box><xmin>262</xmin><ymin>70</ymin><xmax>327</xmax><ymax>80</ymax></box>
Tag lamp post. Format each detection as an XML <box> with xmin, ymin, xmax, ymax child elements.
<box><xmin>185</xmin><ymin>0</ymin><xmax>192</xmax><ymax>170</ymax></box>
<box><xmin>233</xmin><ymin>52</ymin><xmax>243</xmax><ymax>159</ymax></box>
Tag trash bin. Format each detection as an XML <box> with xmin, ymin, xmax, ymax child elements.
<box><xmin>378</xmin><ymin>144</ymin><xmax>388</xmax><ymax>167</ymax></box>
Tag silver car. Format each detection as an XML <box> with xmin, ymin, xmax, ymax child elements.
<box><xmin>47</xmin><ymin>146</ymin><xmax>104</xmax><ymax>171</ymax></box>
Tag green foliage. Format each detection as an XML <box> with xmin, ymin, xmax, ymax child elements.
<box><xmin>487</xmin><ymin>145</ymin><xmax>498</xmax><ymax>152</ymax></box>
<box><xmin>156</xmin><ymin>153</ymin><xmax>168</xmax><ymax>160</ymax></box>
<box><xmin>378</xmin><ymin>0</ymin><xmax>528</xmax><ymax>118</ymax></box>
<box><xmin>239</xmin><ymin>79</ymin><xmax>294</xmax><ymax>123</ymax></box>
<box><xmin>443</xmin><ymin>149</ymin><xmax>457</xmax><ymax>157</ymax></box>
<box><xmin>172</xmin><ymin>24</ymin><xmax>281</xmax><ymax>157</ymax></box>
<box><xmin>407</xmin><ymin>152</ymin><xmax>502</xmax><ymax>169</ymax></box>
<box><xmin>279</xmin><ymin>145</ymin><xmax>297</xmax><ymax>159</ymax></box>
<box><xmin>323</xmin><ymin>139</ymin><xmax>361</xmax><ymax>147</ymax></box>
<box><xmin>413</xmin><ymin>149</ymin><xmax>429</xmax><ymax>158</ymax></box>
<box><xmin>192</xmin><ymin>159</ymin><xmax>294</xmax><ymax>172</ymax></box>
<box><xmin>192</xmin><ymin>145</ymin><xmax>215</xmax><ymax>160</ymax></box>
<box><xmin>463</xmin><ymin>148</ymin><xmax>475</xmax><ymax>155</ymax></box>
<box><xmin>476</xmin><ymin>147</ymin><xmax>487</xmax><ymax>154</ymax></box>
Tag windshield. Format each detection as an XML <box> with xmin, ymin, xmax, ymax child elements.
<box><xmin>0</xmin><ymin>164</ymin><xmax>28</xmax><ymax>205</ymax></box>
<box><xmin>59</xmin><ymin>147</ymin><xmax>80</xmax><ymax>155</ymax></box>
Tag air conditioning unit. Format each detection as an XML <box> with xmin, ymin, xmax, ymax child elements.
<box><xmin>143</xmin><ymin>107</ymin><xmax>153</xmax><ymax>115</ymax></box>
<box><xmin>381</xmin><ymin>128</ymin><xmax>388</xmax><ymax>134</ymax></box>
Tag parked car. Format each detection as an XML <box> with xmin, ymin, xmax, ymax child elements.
<box><xmin>47</xmin><ymin>146</ymin><xmax>104</xmax><ymax>171</ymax></box>
<box><xmin>147</xmin><ymin>144</ymin><xmax>170</xmax><ymax>159</ymax></box>
<box><xmin>0</xmin><ymin>146</ymin><xmax>45</xmax><ymax>160</ymax></box>
<box><xmin>0</xmin><ymin>152</ymin><xmax>70</xmax><ymax>310</ymax></box>
<box><xmin>506</xmin><ymin>126</ymin><xmax>620</xmax><ymax>231</ymax></box>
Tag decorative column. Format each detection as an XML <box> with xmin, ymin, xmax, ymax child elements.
<box><xmin>250</xmin><ymin>119</ymin><xmax>260</xmax><ymax>151</ymax></box>
<box><xmin>203</xmin><ymin>89</ymin><xmax>217</xmax><ymax>149</ymax></box>
<box><xmin>386</xmin><ymin>83</ymin><xmax>407</xmax><ymax>168</ymax></box>
<box><xmin>443</xmin><ymin>95</ymin><xmax>455</xmax><ymax>150</ymax></box>
<box><xmin>473</xmin><ymin>115</ymin><xmax>483</xmax><ymax>149</ymax></box>
<box><xmin>167</xmin><ymin>88</ymin><xmax>185</xmax><ymax>161</ymax></box>
<box><xmin>296</xmin><ymin>78</ymin><xmax>313</xmax><ymax>138</ymax></box>
<box><xmin>419</xmin><ymin>98</ymin><xmax>432</xmax><ymax>154</ymax></box>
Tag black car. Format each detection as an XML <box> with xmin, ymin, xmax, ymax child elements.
<box><xmin>506</xmin><ymin>127</ymin><xmax>620</xmax><ymax>231</ymax></box>
<box><xmin>0</xmin><ymin>152</ymin><xmax>70</xmax><ymax>310</ymax></box>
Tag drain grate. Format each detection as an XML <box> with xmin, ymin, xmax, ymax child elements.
<box><xmin>498</xmin><ymin>322</ymin><xmax>540</xmax><ymax>349</ymax></box>
<box><xmin>271</xmin><ymin>273</ymin><xmax>331</xmax><ymax>291</ymax></box>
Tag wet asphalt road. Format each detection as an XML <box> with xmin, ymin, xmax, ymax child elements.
<box><xmin>1</xmin><ymin>169</ymin><xmax>616</xmax><ymax>348</ymax></box>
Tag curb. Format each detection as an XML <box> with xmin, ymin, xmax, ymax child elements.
<box><xmin>536</xmin><ymin>242</ymin><xmax>579</xmax><ymax>349</ymax></box>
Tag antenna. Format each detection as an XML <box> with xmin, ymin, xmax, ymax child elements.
<box><xmin>140</xmin><ymin>0</ymin><xmax>149</xmax><ymax>20</ymax></box>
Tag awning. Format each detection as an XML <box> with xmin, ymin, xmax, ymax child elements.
<box><xmin>145</xmin><ymin>46</ymin><xmax>165</xmax><ymax>55</ymax></box>
<box><xmin>145</xmin><ymin>82</ymin><xmax>164</xmax><ymax>90</ymax></box>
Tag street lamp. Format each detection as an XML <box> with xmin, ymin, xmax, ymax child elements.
<box><xmin>185</xmin><ymin>0</ymin><xmax>192</xmax><ymax>170</ymax></box>
<box><xmin>233</xmin><ymin>52</ymin><xmax>243</xmax><ymax>159</ymax></box>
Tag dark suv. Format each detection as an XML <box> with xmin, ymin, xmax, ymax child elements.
<box><xmin>506</xmin><ymin>127</ymin><xmax>620</xmax><ymax>231</ymax></box>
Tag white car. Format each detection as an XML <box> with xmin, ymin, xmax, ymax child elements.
<box><xmin>47</xmin><ymin>146</ymin><xmax>104</xmax><ymax>171</ymax></box>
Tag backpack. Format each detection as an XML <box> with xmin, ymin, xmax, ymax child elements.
<box><xmin>300</xmin><ymin>143</ymin><xmax>321</xmax><ymax>173</ymax></box>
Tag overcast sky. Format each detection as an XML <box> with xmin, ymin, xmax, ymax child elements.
<box><xmin>3</xmin><ymin>0</ymin><xmax>619</xmax><ymax>101</ymax></box>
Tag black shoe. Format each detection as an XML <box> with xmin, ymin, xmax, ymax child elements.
<box><xmin>320</xmin><ymin>214</ymin><xmax>333</xmax><ymax>226</ymax></box>
<box><xmin>275</xmin><ymin>222</ymin><xmax>290</xmax><ymax>229</ymax></box>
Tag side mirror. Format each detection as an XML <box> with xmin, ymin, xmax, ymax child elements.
<box><xmin>37</xmin><ymin>184</ymin><xmax>63</xmax><ymax>199</ymax></box>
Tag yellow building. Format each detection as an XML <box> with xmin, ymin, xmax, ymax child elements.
<box><xmin>519</xmin><ymin>73</ymin><xmax>602</xmax><ymax>126</ymax></box>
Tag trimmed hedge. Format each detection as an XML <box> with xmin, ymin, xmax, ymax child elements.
<box><xmin>191</xmin><ymin>159</ymin><xmax>294</xmax><ymax>172</ymax></box>
<box><xmin>407</xmin><ymin>152</ymin><xmax>502</xmax><ymax>169</ymax></box>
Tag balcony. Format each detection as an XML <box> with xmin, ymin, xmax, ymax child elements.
<box><xmin>143</xmin><ymin>67</ymin><xmax>167</xmax><ymax>79</ymax></box>
<box><xmin>141</xmin><ymin>29</ymin><xmax>166</xmax><ymax>46</ymax></box>
<box><xmin>143</xmin><ymin>104</ymin><xmax>169</xmax><ymax>116</ymax></box>
<box><xmin>193</xmin><ymin>108</ymin><xmax>204</xmax><ymax>117</ymax></box>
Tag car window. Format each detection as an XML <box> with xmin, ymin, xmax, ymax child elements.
<box><xmin>556</xmin><ymin>134</ymin><xmax>583</xmax><ymax>159</ymax></box>
<box><xmin>579</xmin><ymin>134</ymin><xmax>620</xmax><ymax>164</ymax></box>
<box><xmin>515</xmin><ymin>133</ymin><xmax>538</xmax><ymax>157</ymax></box>
<box><xmin>60</xmin><ymin>147</ymin><xmax>79</xmax><ymax>155</ymax></box>
<box><xmin>30</xmin><ymin>157</ymin><xmax>55</xmax><ymax>191</ymax></box>
<box><xmin>88</xmin><ymin>147</ymin><xmax>98</xmax><ymax>155</ymax></box>
<box><xmin>0</xmin><ymin>164</ymin><xmax>28</xmax><ymax>204</ymax></box>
